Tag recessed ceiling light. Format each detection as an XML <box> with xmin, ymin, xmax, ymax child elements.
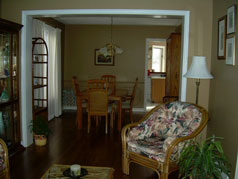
<box><xmin>153</xmin><ymin>15</ymin><xmax>168</xmax><ymax>18</ymax></box>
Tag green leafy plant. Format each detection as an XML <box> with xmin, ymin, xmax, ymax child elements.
<box><xmin>178</xmin><ymin>136</ymin><xmax>231</xmax><ymax>179</ymax></box>
<box><xmin>29</xmin><ymin>115</ymin><xmax>51</xmax><ymax>136</ymax></box>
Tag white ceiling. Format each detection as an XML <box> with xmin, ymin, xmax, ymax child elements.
<box><xmin>54</xmin><ymin>16</ymin><xmax>182</xmax><ymax>26</ymax></box>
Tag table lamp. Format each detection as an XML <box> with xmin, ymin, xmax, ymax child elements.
<box><xmin>183</xmin><ymin>56</ymin><xmax>213</xmax><ymax>104</ymax></box>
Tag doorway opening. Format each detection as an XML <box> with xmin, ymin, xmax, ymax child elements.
<box><xmin>21</xmin><ymin>9</ymin><xmax>190</xmax><ymax>147</ymax></box>
<box><xmin>145</xmin><ymin>38</ymin><xmax>166</xmax><ymax>111</ymax></box>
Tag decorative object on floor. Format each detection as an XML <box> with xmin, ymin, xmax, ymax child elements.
<box><xmin>183</xmin><ymin>56</ymin><xmax>213</xmax><ymax>104</ymax></box>
<box><xmin>226</xmin><ymin>36</ymin><xmax>235</xmax><ymax>65</ymax></box>
<box><xmin>121</xmin><ymin>101</ymin><xmax>208</xmax><ymax>179</ymax></box>
<box><xmin>40</xmin><ymin>164</ymin><xmax>115</xmax><ymax>179</ymax></box>
<box><xmin>95</xmin><ymin>49</ymin><xmax>114</xmax><ymax>66</ymax></box>
<box><xmin>29</xmin><ymin>115</ymin><xmax>51</xmax><ymax>146</ymax></box>
<box><xmin>227</xmin><ymin>5</ymin><xmax>236</xmax><ymax>34</ymax></box>
<box><xmin>70</xmin><ymin>164</ymin><xmax>81</xmax><ymax>176</ymax></box>
<box><xmin>63</xmin><ymin>164</ymin><xmax>88</xmax><ymax>178</ymax></box>
<box><xmin>98</xmin><ymin>17</ymin><xmax>123</xmax><ymax>57</ymax></box>
<box><xmin>178</xmin><ymin>136</ymin><xmax>231</xmax><ymax>179</ymax></box>
<box><xmin>218</xmin><ymin>15</ymin><xmax>226</xmax><ymax>59</ymax></box>
<box><xmin>0</xmin><ymin>138</ymin><xmax>10</xmax><ymax>179</ymax></box>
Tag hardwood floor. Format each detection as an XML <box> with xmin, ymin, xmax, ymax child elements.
<box><xmin>9</xmin><ymin>111</ymin><xmax>178</xmax><ymax>179</ymax></box>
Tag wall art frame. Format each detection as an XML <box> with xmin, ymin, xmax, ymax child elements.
<box><xmin>225</xmin><ymin>36</ymin><xmax>235</xmax><ymax>65</ymax></box>
<box><xmin>94</xmin><ymin>49</ymin><xmax>114</xmax><ymax>66</ymax></box>
<box><xmin>227</xmin><ymin>5</ymin><xmax>236</xmax><ymax>34</ymax></box>
<box><xmin>218</xmin><ymin>15</ymin><xmax>227</xmax><ymax>59</ymax></box>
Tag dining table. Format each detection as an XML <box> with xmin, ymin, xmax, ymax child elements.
<box><xmin>76</xmin><ymin>88</ymin><xmax>128</xmax><ymax>131</ymax></box>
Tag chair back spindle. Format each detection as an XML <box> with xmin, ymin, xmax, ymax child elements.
<box><xmin>101</xmin><ymin>75</ymin><xmax>116</xmax><ymax>96</ymax></box>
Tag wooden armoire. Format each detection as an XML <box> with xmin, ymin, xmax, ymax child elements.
<box><xmin>165</xmin><ymin>33</ymin><xmax>181</xmax><ymax>98</ymax></box>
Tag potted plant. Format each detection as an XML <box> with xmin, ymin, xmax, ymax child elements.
<box><xmin>29</xmin><ymin>115</ymin><xmax>51</xmax><ymax>146</ymax></box>
<box><xmin>178</xmin><ymin>136</ymin><xmax>231</xmax><ymax>179</ymax></box>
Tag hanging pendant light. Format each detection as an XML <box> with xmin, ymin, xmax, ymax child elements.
<box><xmin>98</xmin><ymin>17</ymin><xmax>123</xmax><ymax>57</ymax></box>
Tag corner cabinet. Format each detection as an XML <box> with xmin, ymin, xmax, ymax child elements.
<box><xmin>32</xmin><ymin>37</ymin><xmax>48</xmax><ymax>120</ymax></box>
<box><xmin>0</xmin><ymin>18</ymin><xmax>23</xmax><ymax>155</ymax></box>
<box><xmin>165</xmin><ymin>33</ymin><xmax>181</xmax><ymax>97</ymax></box>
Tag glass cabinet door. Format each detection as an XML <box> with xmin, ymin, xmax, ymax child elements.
<box><xmin>0</xmin><ymin>105</ymin><xmax>13</xmax><ymax>149</ymax></box>
<box><xmin>0</xmin><ymin>31</ymin><xmax>11</xmax><ymax>103</ymax></box>
<box><xmin>0</xmin><ymin>18</ymin><xmax>22</xmax><ymax>156</ymax></box>
<box><xmin>12</xmin><ymin>33</ymin><xmax>18</xmax><ymax>100</ymax></box>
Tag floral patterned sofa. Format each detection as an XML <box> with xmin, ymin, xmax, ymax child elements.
<box><xmin>0</xmin><ymin>138</ymin><xmax>10</xmax><ymax>179</ymax></box>
<box><xmin>121</xmin><ymin>101</ymin><xmax>208</xmax><ymax>179</ymax></box>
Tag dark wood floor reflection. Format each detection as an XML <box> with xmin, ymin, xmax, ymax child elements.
<box><xmin>10</xmin><ymin>111</ymin><xmax>178</xmax><ymax>179</ymax></box>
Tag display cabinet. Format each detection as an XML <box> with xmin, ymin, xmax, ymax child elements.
<box><xmin>0</xmin><ymin>18</ymin><xmax>23</xmax><ymax>155</ymax></box>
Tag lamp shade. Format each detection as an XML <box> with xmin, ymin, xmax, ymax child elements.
<box><xmin>184</xmin><ymin>56</ymin><xmax>213</xmax><ymax>79</ymax></box>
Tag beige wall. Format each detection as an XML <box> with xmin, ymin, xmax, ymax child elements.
<box><xmin>0</xmin><ymin>0</ymin><xmax>213</xmax><ymax>109</ymax></box>
<box><xmin>209</xmin><ymin>0</ymin><xmax>238</xmax><ymax>176</ymax></box>
<box><xmin>5</xmin><ymin>0</ymin><xmax>237</xmax><ymax>175</ymax></box>
<box><xmin>64</xmin><ymin>25</ymin><xmax>176</xmax><ymax>107</ymax></box>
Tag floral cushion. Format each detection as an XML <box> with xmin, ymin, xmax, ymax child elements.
<box><xmin>127</xmin><ymin>101</ymin><xmax>202</xmax><ymax>162</ymax></box>
<box><xmin>0</xmin><ymin>143</ymin><xmax>5</xmax><ymax>172</ymax></box>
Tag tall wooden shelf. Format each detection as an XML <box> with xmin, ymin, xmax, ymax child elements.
<box><xmin>32</xmin><ymin>37</ymin><xmax>48</xmax><ymax>120</ymax></box>
<box><xmin>0</xmin><ymin>18</ymin><xmax>23</xmax><ymax>156</ymax></box>
<box><xmin>165</xmin><ymin>33</ymin><xmax>181</xmax><ymax>98</ymax></box>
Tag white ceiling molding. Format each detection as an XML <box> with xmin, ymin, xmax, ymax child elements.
<box><xmin>54</xmin><ymin>16</ymin><xmax>182</xmax><ymax>26</ymax></box>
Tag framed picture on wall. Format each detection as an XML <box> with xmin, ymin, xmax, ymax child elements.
<box><xmin>94</xmin><ymin>49</ymin><xmax>114</xmax><ymax>66</ymax></box>
<box><xmin>217</xmin><ymin>16</ymin><xmax>226</xmax><ymax>59</ymax></box>
<box><xmin>227</xmin><ymin>5</ymin><xmax>236</xmax><ymax>34</ymax></box>
<box><xmin>225</xmin><ymin>37</ymin><xmax>235</xmax><ymax>65</ymax></box>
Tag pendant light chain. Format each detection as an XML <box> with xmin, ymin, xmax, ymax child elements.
<box><xmin>111</xmin><ymin>17</ymin><xmax>113</xmax><ymax>44</ymax></box>
<box><xmin>98</xmin><ymin>16</ymin><xmax>123</xmax><ymax>57</ymax></box>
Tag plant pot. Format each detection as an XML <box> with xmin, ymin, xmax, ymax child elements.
<box><xmin>34</xmin><ymin>134</ymin><xmax>47</xmax><ymax>146</ymax></box>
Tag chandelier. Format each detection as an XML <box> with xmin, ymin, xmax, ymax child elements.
<box><xmin>98</xmin><ymin>17</ymin><xmax>123</xmax><ymax>57</ymax></box>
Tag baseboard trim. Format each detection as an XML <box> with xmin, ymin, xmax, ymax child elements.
<box><xmin>63</xmin><ymin>106</ymin><xmax>77</xmax><ymax>110</ymax></box>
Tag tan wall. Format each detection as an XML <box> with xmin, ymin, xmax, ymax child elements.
<box><xmin>0</xmin><ymin>0</ymin><xmax>213</xmax><ymax>109</ymax></box>
<box><xmin>209</xmin><ymin>0</ymin><xmax>238</xmax><ymax>176</ymax></box>
<box><xmin>64</xmin><ymin>25</ymin><xmax>176</xmax><ymax>107</ymax></box>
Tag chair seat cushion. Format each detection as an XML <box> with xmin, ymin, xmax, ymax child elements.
<box><xmin>0</xmin><ymin>144</ymin><xmax>5</xmax><ymax>171</ymax></box>
<box><xmin>128</xmin><ymin>136</ymin><xmax>181</xmax><ymax>162</ymax></box>
<box><xmin>0</xmin><ymin>157</ymin><xmax>5</xmax><ymax>171</ymax></box>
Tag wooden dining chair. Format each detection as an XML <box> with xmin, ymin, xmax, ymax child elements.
<box><xmin>72</xmin><ymin>76</ymin><xmax>87</xmax><ymax>127</ymax></box>
<box><xmin>88</xmin><ymin>79</ymin><xmax>106</xmax><ymax>89</ymax></box>
<box><xmin>101</xmin><ymin>75</ymin><xmax>116</xmax><ymax>96</ymax></box>
<box><xmin>87</xmin><ymin>88</ymin><xmax>114</xmax><ymax>134</ymax></box>
<box><xmin>122</xmin><ymin>77</ymin><xmax>138</xmax><ymax>123</ymax></box>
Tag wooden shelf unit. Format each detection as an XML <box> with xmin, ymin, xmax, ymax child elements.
<box><xmin>32</xmin><ymin>37</ymin><xmax>49</xmax><ymax>120</ymax></box>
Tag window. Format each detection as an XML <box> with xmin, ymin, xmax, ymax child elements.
<box><xmin>151</xmin><ymin>45</ymin><xmax>166</xmax><ymax>72</ymax></box>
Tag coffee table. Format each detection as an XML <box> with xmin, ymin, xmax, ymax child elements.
<box><xmin>41</xmin><ymin>164</ymin><xmax>115</xmax><ymax>179</ymax></box>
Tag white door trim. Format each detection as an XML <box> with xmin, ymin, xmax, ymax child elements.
<box><xmin>21</xmin><ymin>9</ymin><xmax>189</xmax><ymax>146</ymax></box>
